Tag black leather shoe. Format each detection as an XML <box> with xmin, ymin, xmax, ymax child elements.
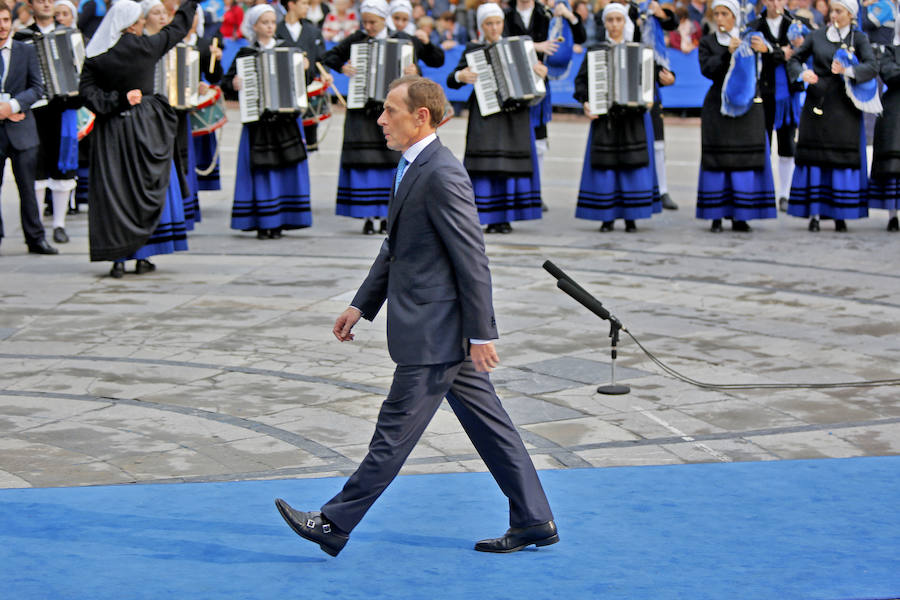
<box><xmin>497</xmin><ymin>222</ymin><xmax>513</xmax><ymax>233</ymax></box>
<box><xmin>732</xmin><ymin>220</ymin><xmax>752</xmax><ymax>232</ymax></box>
<box><xmin>808</xmin><ymin>218</ymin><xmax>820</xmax><ymax>232</ymax></box>
<box><xmin>888</xmin><ymin>216</ymin><xmax>899</xmax><ymax>232</ymax></box>
<box><xmin>710</xmin><ymin>219</ymin><xmax>723</xmax><ymax>233</ymax></box>
<box><xmin>778</xmin><ymin>197</ymin><xmax>788</xmax><ymax>212</ymax></box>
<box><xmin>835</xmin><ymin>219</ymin><xmax>847</xmax><ymax>232</ymax></box>
<box><xmin>378</xmin><ymin>219</ymin><xmax>387</xmax><ymax>234</ymax></box>
<box><xmin>362</xmin><ymin>219</ymin><xmax>375</xmax><ymax>235</ymax></box>
<box><xmin>475</xmin><ymin>521</ymin><xmax>559</xmax><ymax>553</ymax></box>
<box><xmin>257</xmin><ymin>229</ymin><xmax>269</xmax><ymax>240</ymax></box>
<box><xmin>27</xmin><ymin>239</ymin><xmax>59</xmax><ymax>255</ymax></box>
<box><xmin>269</xmin><ymin>227</ymin><xmax>283</xmax><ymax>239</ymax></box>
<box><xmin>275</xmin><ymin>499</ymin><xmax>348</xmax><ymax>557</ymax></box>
<box><xmin>661</xmin><ymin>193</ymin><xmax>678</xmax><ymax>210</ymax></box>
<box><xmin>624</xmin><ymin>219</ymin><xmax>637</xmax><ymax>232</ymax></box>
<box><xmin>109</xmin><ymin>262</ymin><xmax>125</xmax><ymax>278</ymax></box>
<box><xmin>53</xmin><ymin>227</ymin><xmax>69</xmax><ymax>243</ymax></box>
<box><xmin>485</xmin><ymin>223</ymin><xmax>500</xmax><ymax>234</ymax></box>
<box><xmin>135</xmin><ymin>259</ymin><xmax>156</xmax><ymax>274</ymax></box>
<box><xmin>599</xmin><ymin>221</ymin><xmax>615</xmax><ymax>232</ymax></box>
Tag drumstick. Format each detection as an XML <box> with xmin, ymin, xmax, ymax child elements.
<box><xmin>209</xmin><ymin>37</ymin><xmax>219</xmax><ymax>73</ymax></box>
<box><xmin>317</xmin><ymin>61</ymin><xmax>347</xmax><ymax>108</ymax></box>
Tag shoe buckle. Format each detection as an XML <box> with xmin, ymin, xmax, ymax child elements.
<box><xmin>322</xmin><ymin>524</ymin><xmax>331</xmax><ymax>534</ymax></box>
<box><xmin>306</xmin><ymin>518</ymin><xmax>316</xmax><ymax>529</ymax></box>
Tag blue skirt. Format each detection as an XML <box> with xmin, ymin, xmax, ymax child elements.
<box><xmin>336</xmin><ymin>166</ymin><xmax>392</xmax><ymax>219</ymax></box>
<box><xmin>788</xmin><ymin>120</ymin><xmax>868</xmax><ymax>219</ymax></box>
<box><xmin>231</xmin><ymin>124</ymin><xmax>312</xmax><ymax>231</ymax></box>
<box><xmin>128</xmin><ymin>162</ymin><xmax>189</xmax><ymax>260</ymax></box>
<box><xmin>696</xmin><ymin>135</ymin><xmax>776</xmax><ymax>221</ymax></box>
<box><xmin>576</xmin><ymin>112</ymin><xmax>661</xmax><ymax>222</ymax></box>
<box><xmin>193</xmin><ymin>131</ymin><xmax>221</xmax><ymax>191</ymax></box>
<box><xmin>530</xmin><ymin>91</ymin><xmax>552</xmax><ymax>130</ymax></box>
<box><xmin>183</xmin><ymin>119</ymin><xmax>201</xmax><ymax>230</ymax></box>
<box><xmin>867</xmin><ymin>176</ymin><xmax>900</xmax><ymax>210</ymax></box>
<box><xmin>471</xmin><ymin>135</ymin><xmax>542</xmax><ymax>225</ymax></box>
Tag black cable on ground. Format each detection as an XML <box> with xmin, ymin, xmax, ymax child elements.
<box><xmin>622</xmin><ymin>328</ymin><xmax>900</xmax><ymax>390</ymax></box>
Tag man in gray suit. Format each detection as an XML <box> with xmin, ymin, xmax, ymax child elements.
<box><xmin>276</xmin><ymin>75</ymin><xmax>556</xmax><ymax>557</ymax></box>
<box><xmin>0</xmin><ymin>3</ymin><xmax>57</xmax><ymax>255</ymax></box>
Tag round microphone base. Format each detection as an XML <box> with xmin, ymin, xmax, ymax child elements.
<box><xmin>596</xmin><ymin>384</ymin><xmax>630</xmax><ymax>395</ymax></box>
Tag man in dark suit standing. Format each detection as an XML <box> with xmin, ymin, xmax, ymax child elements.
<box><xmin>0</xmin><ymin>3</ymin><xmax>57</xmax><ymax>255</ymax></box>
<box><xmin>276</xmin><ymin>76</ymin><xmax>557</xmax><ymax>557</ymax></box>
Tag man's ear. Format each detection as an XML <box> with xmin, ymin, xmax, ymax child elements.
<box><xmin>416</xmin><ymin>106</ymin><xmax>430</xmax><ymax>126</ymax></box>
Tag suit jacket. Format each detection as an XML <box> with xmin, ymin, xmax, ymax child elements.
<box><xmin>1</xmin><ymin>40</ymin><xmax>44</xmax><ymax>150</ymax></box>
<box><xmin>352</xmin><ymin>138</ymin><xmax>498</xmax><ymax>366</ymax></box>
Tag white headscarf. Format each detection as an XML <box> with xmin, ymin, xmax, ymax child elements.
<box><xmin>85</xmin><ymin>0</ymin><xmax>142</xmax><ymax>58</ymax></box>
<box><xmin>195</xmin><ymin>5</ymin><xmax>204</xmax><ymax>39</ymax></box>
<box><xmin>390</xmin><ymin>0</ymin><xmax>412</xmax><ymax>17</ymax></box>
<box><xmin>53</xmin><ymin>0</ymin><xmax>79</xmax><ymax>22</ymax></box>
<box><xmin>476</xmin><ymin>2</ymin><xmax>503</xmax><ymax>34</ymax></box>
<box><xmin>601</xmin><ymin>2</ymin><xmax>634</xmax><ymax>43</ymax></box>
<box><xmin>359</xmin><ymin>0</ymin><xmax>390</xmax><ymax>19</ymax></box>
<box><xmin>711</xmin><ymin>0</ymin><xmax>742</xmax><ymax>26</ymax></box>
<box><xmin>831</xmin><ymin>0</ymin><xmax>859</xmax><ymax>18</ymax></box>
<box><xmin>139</xmin><ymin>0</ymin><xmax>162</xmax><ymax>18</ymax></box>
<box><xmin>241</xmin><ymin>4</ymin><xmax>275</xmax><ymax>42</ymax></box>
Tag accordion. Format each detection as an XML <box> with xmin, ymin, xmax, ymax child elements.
<box><xmin>466</xmin><ymin>36</ymin><xmax>546</xmax><ymax>117</ymax></box>
<box><xmin>236</xmin><ymin>47</ymin><xmax>308</xmax><ymax>124</ymax></box>
<box><xmin>25</xmin><ymin>28</ymin><xmax>85</xmax><ymax>106</ymax></box>
<box><xmin>153</xmin><ymin>43</ymin><xmax>200</xmax><ymax>110</ymax></box>
<box><xmin>346</xmin><ymin>38</ymin><xmax>414</xmax><ymax>109</ymax></box>
<box><xmin>586</xmin><ymin>43</ymin><xmax>654</xmax><ymax>117</ymax></box>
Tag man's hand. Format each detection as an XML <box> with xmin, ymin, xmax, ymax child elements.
<box><xmin>532</xmin><ymin>61</ymin><xmax>548</xmax><ymax>79</ymax></box>
<box><xmin>456</xmin><ymin>66</ymin><xmax>479</xmax><ymax>84</ymax></box>
<box><xmin>333</xmin><ymin>307</ymin><xmax>362</xmax><ymax>341</ymax></box>
<box><xmin>126</xmin><ymin>89</ymin><xmax>142</xmax><ymax>105</ymax></box>
<box><xmin>470</xmin><ymin>342</ymin><xmax>500</xmax><ymax>372</ymax></box>
<box><xmin>8</xmin><ymin>112</ymin><xmax>25</xmax><ymax>122</ymax></box>
<box><xmin>582</xmin><ymin>100</ymin><xmax>599</xmax><ymax>119</ymax></box>
<box><xmin>342</xmin><ymin>63</ymin><xmax>357</xmax><ymax>77</ymax></box>
<box><xmin>0</xmin><ymin>102</ymin><xmax>12</xmax><ymax>120</ymax></box>
<box><xmin>415</xmin><ymin>29</ymin><xmax>430</xmax><ymax>44</ymax></box>
<box><xmin>658</xmin><ymin>68</ymin><xmax>675</xmax><ymax>86</ymax></box>
<box><xmin>750</xmin><ymin>36</ymin><xmax>768</xmax><ymax>53</ymax></box>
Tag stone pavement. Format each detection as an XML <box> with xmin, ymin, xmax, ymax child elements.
<box><xmin>1</xmin><ymin>106</ymin><xmax>899</xmax><ymax>489</ymax></box>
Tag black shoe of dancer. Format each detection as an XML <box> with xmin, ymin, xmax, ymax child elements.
<box><xmin>257</xmin><ymin>229</ymin><xmax>270</xmax><ymax>239</ymax></box>
<box><xmin>497</xmin><ymin>222</ymin><xmax>512</xmax><ymax>233</ymax></box>
<box><xmin>110</xmin><ymin>262</ymin><xmax>125</xmax><ymax>278</ymax></box>
<box><xmin>135</xmin><ymin>259</ymin><xmax>156</xmax><ymax>274</ymax></box>
<box><xmin>362</xmin><ymin>219</ymin><xmax>375</xmax><ymax>235</ymax></box>
<box><xmin>269</xmin><ymin>228</ymin><xmax>283</xmax><ymax>239</ymax></box>
<box><xmin>379</xmin><ymin>219</ymin><xmax>387</xmax><ymax>234</ymax></box>
<box><xmin>888</xmin><ymin>217</ymin><xmax>899</xmax><ymax>232</ymax></box>
<box><xmin>732</xmin><ymin>220</ymin><xmax>752</xmax><ymax>232</ymax></box>
<box><xmin>599</xmin><ymin>221</ymin><xmax>615</xmax><ymax>232</ymax></box>
<box><xmin>808</xmin><ymin>218</ymin><xmax>820</xmax><ymax>232</ymax></box>
<box><xmin>710</xmin><ymin>219</ymin><xmax>723</xmax><ymax>233</ymax></box>
<box><xmin>834</xmin><ymin>219</ymin><xmax>847</xmax><ymax>232</ymax></box>
<box><xmin>624</xmin><ymin>220</ymin><xmax>637</xmax><ymax>232</ymax></box>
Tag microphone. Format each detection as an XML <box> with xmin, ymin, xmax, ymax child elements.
<box><xmin>543</xmin><ymin>260</ymin><xmax>592</xmax><ymax>299</ymax></box>
<box><xmin>557</xmin><ymin>279</ymin><xmax>620</xmax><ymax>326</ymax></box>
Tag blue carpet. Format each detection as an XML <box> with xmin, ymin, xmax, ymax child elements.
<box><xmin>2</xmin><ymin>457</ymin><xmax>899</xmax><ymax>600</ymax></box>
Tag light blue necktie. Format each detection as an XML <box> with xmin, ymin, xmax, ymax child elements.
<box><xmin>394</xmin><ymin>156</ymin><xmax>408</xmax><ymax>193</ymax></box>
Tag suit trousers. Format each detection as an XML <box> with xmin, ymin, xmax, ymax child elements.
<box><xmin>0</xmin><ymin>129</ymin><xmax>43</xmax><ymax>244</ymax></box>
<box><xmin>322</xmin><ymin>358</ymin><xmax>554</xmax><ymax>534</ymax></box>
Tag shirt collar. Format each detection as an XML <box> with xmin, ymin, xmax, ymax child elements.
<box><xmin>765</xmin><ymin>14</ymin><xmax>782</xmax><ymax>31</ymax></box>
<box><xmin>826</xmin><ymin>24</ymin><xmax>851</xmax><ymax>42</ymax></box>
<box><xmin>0</xmin><ymin>36</ymin><xmax>13</xmax><ymax>51</ymax></box>
<box><xmin>38</xmin><ymin>22</ymin><xmax>56</xmax><ymax>34</ymax></box>
<box><xmin>402</xmin><ymin>133</ymin><xmax>437</xmax><ymax>164</ymax></box>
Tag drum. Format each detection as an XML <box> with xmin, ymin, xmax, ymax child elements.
<box><xmin>301</xmin><ymin>79</ymin><xmax>332</xmax><ymax>127</ymax></box>
<box><xmin>76</xmin><ymin>107</ymin><xmax>95</xmax><ymax>140</ymax></box>
<box><xmin>190</xmin><ymin>85</ymin><xmax>227</xmax><ymax>137</ymax></box>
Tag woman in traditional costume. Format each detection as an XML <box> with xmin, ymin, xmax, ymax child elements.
<box><xmin>574</xmin><ymin>2</ymin><xmax>661</xmax><ymax>233</ymax></box>
<box><xmin>79</xmin><ymin>0</ymin><xmax>196</xmax><ymax>277</ymax></box>
<box><xmin>695</xmin><ymin>0</ymin><xmax>777</xmax><ymax>232</ymax></box>
<box><xmin>221</xmin><ymin>3</ymin><xmax>313</xmax><ymax>239</ymax></box>
<box><xmin>447</xmin><ymin>3</ymin><xmax>544</xmax><ymax>234</ymax></box>
<box><xmin>786</xmin><ymin>0</ymin><xmax>877</xmax><ymax>232</ymax></box>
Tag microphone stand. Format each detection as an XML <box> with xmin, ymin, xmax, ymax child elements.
<box><xmin>543</xmin><ymin>260</ymin><xmax>631</xmax><ymax>395</ymax></box>
<box><xmin>598</xmin><ymin>317</ymin><xmax>630</xmax><ymax>395</ymax></box>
